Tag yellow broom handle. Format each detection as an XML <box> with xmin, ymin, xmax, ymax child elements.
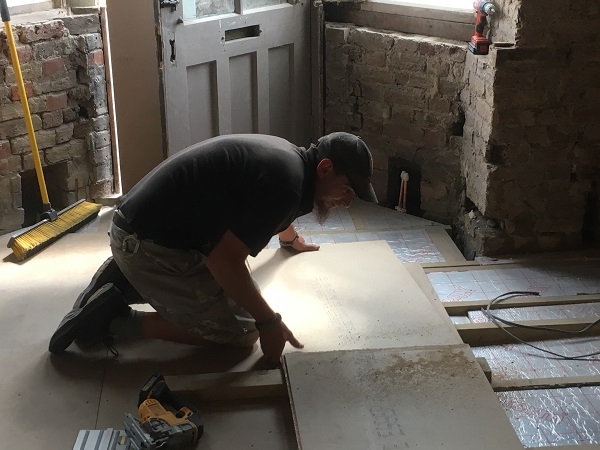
<box><xmin>2</xmin><ymin>5</ymin><xmax>50</xmax><ymax>205</ymax></box>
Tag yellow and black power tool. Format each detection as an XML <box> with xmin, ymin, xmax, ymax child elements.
<box><xmin>73</xmin><ymin>373</ymin><xmax>203</xmax><ymax>450</ymax></box>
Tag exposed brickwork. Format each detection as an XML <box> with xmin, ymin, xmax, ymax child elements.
<box><xmin>324</xmin><ymin>24</ymin><xmax>466</xmax><ymax>223</ymax></box>
<box><xmin>0</xmin><ymin>140</ymin><xmax>10</xmax><ymax>159</ymax></box>
<box><xmin>46</xmin><ymin>92</ymin><xmax>68</xmax><ymax>111</ymax></box>
<box><xmin>42</xmin><ymin>56</ymin><xmax>66</xmax><ymax>76</ymax></box>
<box><xmin>457</xmin><ymin>0</ymin><xmax>600</xmax><ymax>255</ymax></box>
<box><xmin>15</xmin><ymin>45</ymin><xmax>32</xmax><ymax>64</ymax></box>
<box><xmin>0</xmin><ymin>14</ymin><xmax>113</xmax><ymax>234</ymax></box>
<box><xmin>87</xmin><ymin>49</ymin><xmax>104</xmax><ymax>66</ymax></box>
<box><xmin>327</xmin><ymin>0</ymin><xmax>600</xmax><ymax>256</ymax></box>
<box><xmin>17</xmin><ymin>20</ymin><xmax>65</xmax><ymax>44</ymax></box>
<box><xmin>9</xmin><ymin>81</ymin><xmax>34</xmax><ymax>101</ymax></box>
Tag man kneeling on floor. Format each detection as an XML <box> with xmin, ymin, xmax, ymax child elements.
<box><xmin>49</xmin><ymin>132</ymin><xmax>378</xmax><ymax>365</ymax></box>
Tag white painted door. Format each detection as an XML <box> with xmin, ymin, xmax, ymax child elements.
<box><xmin>159</xmin><ymin>0</ymin><xmax>312</xmax><ymax>155</ymax></box>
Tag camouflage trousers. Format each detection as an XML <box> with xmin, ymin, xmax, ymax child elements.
<box><xmin>109</xmin><ymin>222</ymin><xmax>258</xmax><ymax>345</ymax></box>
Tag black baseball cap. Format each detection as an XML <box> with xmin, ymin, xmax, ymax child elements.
<box><xmin>316</xmin><ymin>132</ymin><xmax>378</xmax><ymax>203</ymax></box>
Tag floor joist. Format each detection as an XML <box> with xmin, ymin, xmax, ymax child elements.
<box><xmin>492</xmin><ymin>375</ymin><xmax>600</xmax><ymax>392</ymax></box>
<box><xmin>422</xmin><ymin>255</ymin><xmax>600</xmax><ymax>272</ymax></box>
<box><xmin>456</xmin><ymin>318</ymin><xmax>600</xmax><ymax>346</ymax></box>
<box><xmin>444</xmin><ymin>294</ymin><xmax>600</xmax><ymax>316</ymax></box>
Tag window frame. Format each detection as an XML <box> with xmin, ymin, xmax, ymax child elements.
<box><xmin>325</xmin><ymin>0</ymin><xmax>475</xmax><ymax>42</ymax></box>
<box><xmin>7</xmin><ymin>0</ymin><xmax>60</xmax><ymax>15</ymax></box>
<box><xmin>362</xmin><ymin>0</ymin><xmax>473</xmax><ymax>22</ymax></box>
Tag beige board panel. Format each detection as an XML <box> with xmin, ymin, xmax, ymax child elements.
<box><xmin>284</xmin><ymin>345</ymin><xmax>524</xmax><ymax>450</ymax></box>
<box><xmin>248</xmin><ymin>241</ymin><xmax>462</xmax><ymax>352</ymax></box>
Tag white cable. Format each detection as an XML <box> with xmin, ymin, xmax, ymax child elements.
<box><xmin>481</xmin><ymin>291</ymin><xmax>600</xmax><ymax>361</ymax></box>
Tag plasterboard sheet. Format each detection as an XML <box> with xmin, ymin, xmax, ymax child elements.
<box><xmin>248</xmin><ymin>240</ymin><xmax>462</xmax><ymax>352</ymax></box>
<box><xmin>284</xmin><ymin>346</ymin><xmax>523</xmax><ymax>450</ymax></box>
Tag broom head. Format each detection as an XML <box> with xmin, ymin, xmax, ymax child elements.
<box><xmin>7</xmin><ymin>199</ymin><xmax>103</xmax><ymax>261</ymax></box>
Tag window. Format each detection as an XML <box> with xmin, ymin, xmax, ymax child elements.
<box><xmin>331</xmin><ymin>0</ymin><xmax>475</xmax><ymax>41</ymax></box>
<box><xmin>7</xmin><ymin>0</ymin><xmax>46</xmax><ymax>5</ymax></box>
<box><xmin>385</xmin><ymin>0</ymin><xmax>473</xmax><ymax>12</ymax></box>
<box><xmin>7</xmin><ymin>0</ymin><xmax>57</xmax><ymax>15</ymax></box>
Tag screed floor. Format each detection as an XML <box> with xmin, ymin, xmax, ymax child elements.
<box><xmin>1</xmin><ymin>200</ymin><xmax>599</xmax><ymax>449</ymax></box>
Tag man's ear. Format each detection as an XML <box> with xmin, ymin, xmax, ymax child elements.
<box><xmin>316</xmin><ymin>158</ymin><xmax>334</xmax><ymax>177</ymax></box>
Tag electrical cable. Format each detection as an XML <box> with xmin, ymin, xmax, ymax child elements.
<box><xmin>480</xmin><ymin>291</ymin><xmax>600</xmax><ymax>360</ymax></box>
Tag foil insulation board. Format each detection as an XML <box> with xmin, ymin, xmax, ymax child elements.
<box><xmin>498</xmin><ymin>387</ymin><xmax>600</xmax><ymax>447</ymax></box>
<box><xmin>428</xmin><ymin>265</ymin><xmax>600</xmax><ymax>448</ymax></box>
<box><xmin>427</xmin><ymin>265</ymin><xmax>600</xmax><ymax>302</ymax></box>
<box><xmin>264</xmin><ymin>202</ymin><xmax>455</xmax><ymax>264</ymax></box>
<box><xmin>470</xmin><ymin>303</ymin><xmax>600</xmax><ymax>447</ymax></box>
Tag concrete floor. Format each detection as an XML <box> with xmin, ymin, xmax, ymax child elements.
<box><xmin>0</xmin><ymin>208</ymin><xmax>291</xmax><ymax>450</ymax></box>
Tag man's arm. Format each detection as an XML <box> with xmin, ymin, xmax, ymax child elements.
<box><xmin>278</xmin><ymin>224</ymin><xmax>320</xmax><ymax>252</ymax></box>
<box><xmin>205</xmin><ymin>230</ymin><xmax>303</xmax><ymax>363</ymax></box>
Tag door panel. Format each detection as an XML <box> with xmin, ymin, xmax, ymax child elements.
<box><xmin>230</xmin><ymin>53</ymin><xmax>257</xmax><ymax>134</ymax></box>
<box><xmin>161</xmin><ymin>0</ymin><xmax>312</xmax><ymax>156</ymax></box>
<box><xmin>187</xmin><ymin>62</ymin><xmax>218</xmax><ymax>143</ymax></box>
<box><xmin>269</xmin><ymin>45</ymin><xmax>292</xmax><ymax>138</ymax></box>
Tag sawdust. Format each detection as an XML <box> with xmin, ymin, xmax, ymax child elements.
<box><xmin>369</xmin><ymin>347</ymin><xmax>482</xmax><ymax>386</ymax></box>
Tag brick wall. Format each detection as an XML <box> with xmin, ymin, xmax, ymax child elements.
<box><xmin>324</xmin><ymin>24</ymin><xmax>466</xmax><ymax>223</ymax></box>
<box><xmin>0</xmin><ymin>13</ymin><xmax>111</xmax><ymax>234</ymax></box>
<box><xmin>459</xmin><ymin>0</ymin><xmax>600</xmax><ymax>255</ymax></box>
<box><xmin>325</xmin><ymin>0</ymin><xmax>600</xmax><ymax>256</ymax></box>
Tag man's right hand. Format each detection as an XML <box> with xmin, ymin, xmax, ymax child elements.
<box><xmin>259</xmin><ymin>321</ymin><xmax>303</xmax><ymax>365</ymax></box>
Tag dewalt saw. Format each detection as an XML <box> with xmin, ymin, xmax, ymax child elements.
<box><xmin>73</xmin><ymin>373</ymin><xmax>203</xmax><ymax>450</ymax></box>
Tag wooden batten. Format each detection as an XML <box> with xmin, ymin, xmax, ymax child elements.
<box><xmin>492</xmin><ymin>375</ymin><xmax>600</xmax><ymax>392</ymax></box>
<box><xmin>456</xmin><ymin>318</ymin><xmax>600</xmax><ymax>346</ymax></box>
<box><xmin>165</xmin><ymin>370</ymin><xmax>286</xmax><ymax>401</ymax></box>
<box><xmin>444</xmin><ymin>294</ymin><xmax>600</xmax><ymax>316</ymax></box>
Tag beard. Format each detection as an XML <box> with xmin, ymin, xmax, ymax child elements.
<box><xmin>314</xmin><ymin>199</ymin><xmax>332</xmax><ymax>225</ymax></box>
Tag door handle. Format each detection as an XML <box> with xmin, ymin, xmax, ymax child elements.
<box><xmin>169</xmin><ymin>39</ymin><xmax>176</xmax><ymax>62</ymax></box>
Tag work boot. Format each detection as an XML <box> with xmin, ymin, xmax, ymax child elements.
<box><xmin>49</xmin><ymin>283</ymin><xmax>131</xmax><ymax>354</ymax></box>
<box><xmin>73</xmin><ymin>256</ymin><xmax>143</xmax><ymax>308</ymax></box>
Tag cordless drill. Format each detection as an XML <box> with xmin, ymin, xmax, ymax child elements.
<box><xmin>135</xmin><ymin>373</ymin><xmax>204</xmax><ymax>448</ymax></box>
<box><xmin>468</xmin><ymin>0</ymin><xmax>496</xmax><ymax>55</ymax></box>
<box><xmin>73</xmin><ymin>373</ymin><xmax>203</xmax><ymax>450</ymax></box>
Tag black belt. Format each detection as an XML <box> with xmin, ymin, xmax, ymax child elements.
<box><xmin>112</xmin><ymin>209</ymin><xmax>136</xmax><ymax>235</ymax></box>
